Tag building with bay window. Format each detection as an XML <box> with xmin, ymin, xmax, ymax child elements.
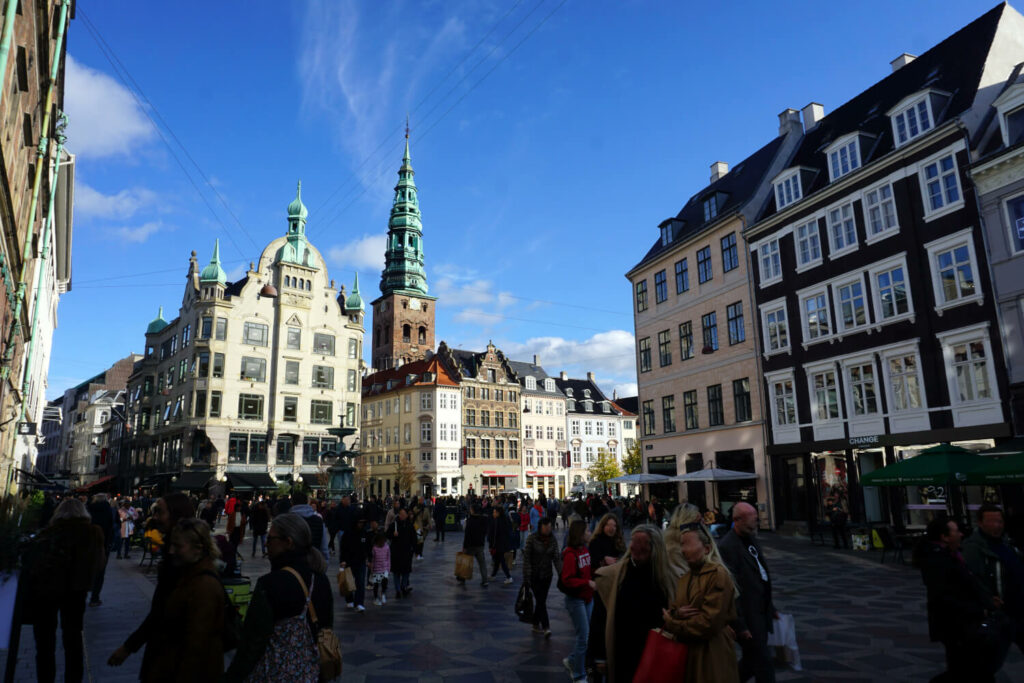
<box><xmin>125</xmin><ymin>184</ymin><xmax>364</xmax><ymax>492</ymax></box>
<box><xmin>748</xmin><ymin>4</ymin><xmax>1021</xmax><ymax>531</ymax></box>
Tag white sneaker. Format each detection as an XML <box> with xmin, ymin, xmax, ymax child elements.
<box><xmin>381</xmin><ymin>594</ymin><xmax>387</xmax><ymax>605</ymax></box>
<box><xmin>356</xmin><ymin>605</ymin><xmax>366</xmax><ymax>612</ymax></box>
<box><xmin>346</xmin><ymin>602</ymin><xmax>354</xmax><ymax>609</ymax></box>
<box><xmin>503</xmin><ymin>577</ymin><xmax>513</xmax><ymax>585</ymax></box>
<box><xmin>373</xmin><ymin>598</ymin><xmax>381</xmax><ymax>606</ymax></box>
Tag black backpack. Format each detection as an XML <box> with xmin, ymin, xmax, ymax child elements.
<box><xmin>305</xmin><ymin>514</ymin><xmax>325</xmax><ymax>551</ymax></box>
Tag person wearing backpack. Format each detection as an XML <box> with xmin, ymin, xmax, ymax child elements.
<box><xmin>225</xmin><ymin>512</ymin><xmax>334</xmax><ymax>682</ymax></box>
<box><xmin>560</xmin><ymin>519</ymin><xmax>595</xmax><ymax>682</ymax></box>
<box><xmin>23</xmin><ymin>498</ymin><xmax>105</xmax><ymax>683</ymax></box>
<box><xmin>290</xmin><ymin>490</ymin><xmax>330</xmax><ymax>557</ymax></box>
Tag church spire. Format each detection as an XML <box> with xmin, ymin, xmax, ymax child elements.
<box><xmin>379</xmin><ymin>125</ymin><xmax>428</xmax><ymax>296</ymax></box>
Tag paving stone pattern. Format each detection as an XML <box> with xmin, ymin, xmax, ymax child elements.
<box><xmin>2</xmin><ymin>525</ymin><xmax>1023</xmax><ymax>682</ymax></box>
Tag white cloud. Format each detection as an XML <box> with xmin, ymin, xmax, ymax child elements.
<box><xmin>453</xmin><ymin>308</ymin><xmax>505</xmax><ymax>326</ymax></box>
<box><xmin>224</xmin><ymin>263</ymin><xmax>248</xmax><ymax>282</ymax></box>
<box><xmin>65</xmin><ymin>55</ymin><xmax>153</xmax><ymax>158</ymax></box>
<box><xmin>327</xmin><ymin>234</ymin><xmax>386</xmax><ymax>272</ymax></box>
<box><xmin>112</xmin><ymin>222</ymin><xmax>162</xmax><ymax>244</ymax></box>
<box><xmin>75</xmin><ymin>181</ymin><xmax>159</xmax><ymax>219</ymax></box>
<box><xmin>612</xmin><ymin>382</ymin><xmax>638</xmax><ymax>399</ymax></box>
<box><xmin>500</xmin><ymin>330</ymin><xmax>637</xmax><ymax>393</ymax></box>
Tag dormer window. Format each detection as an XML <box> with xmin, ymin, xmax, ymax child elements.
<box><xmin>703</xmin><ymin>196</ymin><xmax>718</xmax><ymax>222</ymax></box>
<box><xmin>584</xmin><ymin>400</ymin><xmax>594</xmax><ymax>412</ymax></box>
<box><xmin>774</xmin><ymin>171</ymin><xmax>802</xmax><ymax>209</ymax></box>
<box><xmin>544</xmin><ymin>378</ymin><xmax>555</xmax><ymax>392</ymax></box>
<box><xmin>660</xmin><ymin>222</ymin><xmax>672</xmax><ymax>246</ymax></box>
<box><xmin>583</xmin><ymin>389</ymin><xmax>591</xmax><ymax>399</ymax></box>
<box><xmin>888</xmin><ymin>91</ymin><xmax>949</xmax><ymax>148</ymax></box>
<box><xmin>525</xmin><ymin>376</ymin><xmax>537</xmax><ymax>390</ymax></box>
<box><xmin>567</xmin><ymin>398</ymin><xmax>576</xmax><ymax>411</ymax></box>
<box><xmin>602</xmin><ymin>403</ymin><xmax>611</xmax><ymax>414</ymax></box>
<box><xmin>565</xmin><ymin>388</ymin><xmax>573</xmax><ymax>397</ymax></box>
<box><xmin>826</xmin><ymin>134</ymin><xmax>861</xmax><ymax>181</ymax></box>
<box><xmin>991</xmin><ymin>83</ymin><xmax>1024</xmax><ymax>147</ymax></box>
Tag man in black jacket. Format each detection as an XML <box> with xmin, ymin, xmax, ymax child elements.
<box><xmin>87</xmin><ymin>493</ymin><xmax>115</xmax><ymax>607</ymax></box>
<box><xmin>433</xmin><ymin>497</ymin><xmax>448</xmax><ymax>542</ymax></box>
<box><xmin>718</xmin><ymin>501</ymin><xmax>776</xmax><ymax>683</ymax></box>
<box><xmin>920</xmin><ymin>515</ymin><xmax>1004</xmax><ymax>682</ymax></box>
<box><xmin>460</xmin><ymin>504</ymin><xmax>490</xmax><ymax>587</ymax></box>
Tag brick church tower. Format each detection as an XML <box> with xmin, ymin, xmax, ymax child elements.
<box><xmin>370</xmin><ymin>130</ymin><xmax>437</xmax><ymax>371</ymax></box>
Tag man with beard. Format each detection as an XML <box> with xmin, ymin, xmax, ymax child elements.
<box><xmin>719</xmin><ymin>501</ymin><xmax>778</xmax><ymax>683</ymax></box>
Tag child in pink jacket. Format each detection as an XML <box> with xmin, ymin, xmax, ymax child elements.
<box><xmin>370</xmin><ymin>532</ymin><xmax>391</xmax><ymax>606</ymax></box>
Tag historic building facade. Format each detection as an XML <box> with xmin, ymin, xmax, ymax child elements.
<box><xmin>438</xmin><ymin>342</ymin><xmax>521</xmax><ymax>495</ymax></box>
<box><xmin>509</xmin><ymin>357</ymin><xmax>567</xmax><ymax>499</ymax></box>
<box><xmin>747</xmin><ymin>5</ymin><xmax>1023</xmax><ymax>530</ymax></box>
<box><xmin>1</xmin><ymin>0</ymin><xmax>73</xmax><ymax>494</ymax></box>
<box><xmin>626</xmin><ymin>122</ymin><xmax>799</xmax><ymax>524</ymax></box>
<box><xmin>371</xmin><ymin>136</ymin><xmax>436</xmax><ymax>372</ymax></box>
<box><xmin>125</xmin><ymin>185</ymin><xmax>365</xmax><ymax>491</ymax></box>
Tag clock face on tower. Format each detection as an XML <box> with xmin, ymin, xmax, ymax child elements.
<box><xmin>409</xmin><ymin>298</ymin><xmax>421</xmax><ymax>311</ymax></box>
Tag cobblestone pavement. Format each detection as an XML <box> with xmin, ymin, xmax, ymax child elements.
<box><xmin>2</xmin><ymin>524</ymin><xmax>1023</xmax><ymax>682</ymax></box>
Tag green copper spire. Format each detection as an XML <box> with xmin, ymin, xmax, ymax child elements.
<box><xmin>276</xmin><ymin>181</ymin><xmax>315</xmax><ymax>268</ymax></box>
<box><xmin>146</xmin><ymin>306</ymin><xmax>169</xmax><ymax>335</ymax></box>
<box><xmin>379</xmin><ymin>125</ymin><xmax>428</xmax><ymax>296</ymax></box>
<box><xmin>199</xmin><ymin>239</ymin><xmax>227</xmax><ymax>284</ymax></box>
<box><xmin>345</xmin><ymin>271</ymin><xmax>364</xmax><ymax>311</ymax></box>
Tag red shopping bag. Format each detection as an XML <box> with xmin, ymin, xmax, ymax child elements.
<box><xmin>632</xmin><ymin>628</ymin><xmax>688</xmax><ymax>683</ymax></box>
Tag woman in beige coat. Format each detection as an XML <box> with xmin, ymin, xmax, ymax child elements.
<box><xmin>661</xmin><ymin>522</ymin><xmax>739</xmax><ymax>683</ymax></box>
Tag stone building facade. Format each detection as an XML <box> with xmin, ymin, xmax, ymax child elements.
<box><xmin>125</xmin><ymin>186</ymin><xmax>364</xmax><ymax>491</ymax></box>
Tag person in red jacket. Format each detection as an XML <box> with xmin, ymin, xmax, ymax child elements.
<box><xmin>560</xmin><ymin>519</ymin><xmax>595</xmax><ymax>682</ymax></box>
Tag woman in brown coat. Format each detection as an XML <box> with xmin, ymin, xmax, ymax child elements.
<box><xmin>661</xmin><ymin>522</ymin><xmax>739</xmax><ymax>683</ymax></box>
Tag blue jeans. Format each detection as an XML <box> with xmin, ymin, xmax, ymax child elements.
<box><xmin>564</xmin><ymin>595</ymin><xmax>593</xmax><ymax>679</ymax></box>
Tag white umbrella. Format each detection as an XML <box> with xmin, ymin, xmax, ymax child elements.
<box><xmin>608</xmin><ymin>473</ymin><xmax>672</xmax><ymax>484</ymax></box>
<box><xmin>670</xmin><ymin>468</ymin><xmax>758</xmax><ymax>482</ymax></box>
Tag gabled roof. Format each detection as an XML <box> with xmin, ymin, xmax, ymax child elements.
<box><xmin>362</xmin><ymin>355</ymin><xmax>458</xmax><ymax>397</ymax></box>
<box><xmin>631</xmin><ymin>134</ymin><xmax>786</xmax><ymax>271</ymax></box>
<box><xmin>758</xmin><ymin>2</ymin><xmax>1009</xmax><ymax>221</ymax></box>
<box><xmin>615</xmin><ymin>396</ymin><xmax>639</xmax><ymax>415</ymax></box>
<box><xmin>506</xmin><ymin>359</ymin><xmax>564</xmax><ymax>396</ymax></box>
<box><xmin>554</xmin><ymin>376</ymin><xmax>625</xmax><ymax>415</ymax></box>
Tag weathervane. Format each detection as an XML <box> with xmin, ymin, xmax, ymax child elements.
<box><xmin>405</xmin><ymin>114</ymin><xmax>410</xmax><ymax>139</ymax></box>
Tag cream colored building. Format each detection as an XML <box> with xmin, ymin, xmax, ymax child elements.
<box><xmin>360</xmin><ymin>355</ymin><xmax>462</xmax><ymax>498</ymax></box>
<box><xmin>625</xmin><ymin>133</ymin><xmax>803</xmax><ymax>525</ymax></box>
<box><xmin>510</xmin><ymin>357</ymin><xmax>568</xmax><ymax>499</ymax></box>
<box><xmin>126</xmin><ymin>185</ymin><xmax>364</xmax><ymax>491</ymax></box>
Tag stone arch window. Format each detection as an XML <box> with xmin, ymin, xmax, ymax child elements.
<box><xmin>403</xmin><ymin>324</ymin><xmax>411</xmax><ymax>342</ymax></box>
<box><xmin>418</xmin><ymin>326</ymin><xmax>426</xmax><ymax>344</ymax></box>
<box><xmin>306</xmin><ymin>279</ymin><xmax>312</xmax><ymax>291</ymax></box>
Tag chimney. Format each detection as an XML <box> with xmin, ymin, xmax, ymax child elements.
<box><xmin>778</xmin><ymin>108</ymin><xmax>801</xmax><ymax>136</ymax></box>
<box><xmin>890</xmin><ymin>53</ymin><xmax>916</xmax><ymax>72</ymax></box>
<box><xmin>587</xmin><ymin>371</ymin><xmax>595</xmax><ymax>383</ymax></box>
<box><xmin>801</xmin><ymin>102</ymin><xmax>824</xmax><ymax>130</ymax></box>
<box><xmin>710</xmin><ymin>161</ymin><xmax>728</xmax><ymax>182</ymax></box>
<box><xmin>533</xmin><ymin>354</ymin><xmax>540</xmax><ymax>367</ymax></box>
<box><xmin>613</xmin><ymin>389</ymin><xmax>618</xmax><ymax>400</ymax></box>
<box><xmin>560</xmin><ymin>371</ymin><xmax>568</xmax><ymax>381</ymax></box>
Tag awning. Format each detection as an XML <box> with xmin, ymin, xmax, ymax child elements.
<box><xmin>172</xmin><ymin>470</ymin><xmax>215</xmax><ymax>490</ymax></box>
<box><xmin>300</xmin><ymin>473</ymin><xmax>326</xmax><ymax>489</ymax></box>
<box><xmin>78</xmin><ymin>475</ymin><xmax>116</xmax><ymax>492</ymax></box>
<box><xmin>227</xmin><ymin>472</ymin><xmax>277</xmax><ymax>491</ymax></box>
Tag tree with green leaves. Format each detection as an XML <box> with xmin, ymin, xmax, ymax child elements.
<box><xmin>621</xmin><ymin>442</ymin><xmax>643</xmax><ymax>475</ymax></box>
<box><xmin>588</xmin><ymin>448</ymin><xmax>623</xmax><ymax>492</ymax></box>
<box><xmin>396</xmin><ymin>456</ymin><xmax>417</xmax><ymax>497</ymax></box>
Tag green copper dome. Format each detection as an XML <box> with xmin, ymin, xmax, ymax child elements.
<box><xmin>345</xmin><ymin>272</ymin><xmax>364</xmax><ymax>311</ymax></box>
<box><xmin>379</xmin><ymin>133</ymin><xmax>430</xmax><ymax>297</ymax></box>
<box><xmin>287</xmin><ymin>180</ymin><xmax>308</xmax><ymax>220</ymax></box>
<box><xmin>146</xmin><ymin>306</ymin><xmax>169</xmax><ymax>335</ymax></box>
<box><xmin>199</xmin><ymin>239</ymin><xmax>227</xmax><ymax>284</ymax></box>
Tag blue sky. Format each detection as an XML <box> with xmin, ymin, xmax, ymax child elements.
<box><xmin>52</xmin><ymin>0</ymin><xmax>1005</xmax><ymax>400</ymax></box>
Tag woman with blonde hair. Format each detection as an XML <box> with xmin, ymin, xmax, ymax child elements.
<box><xmin>661</xmin><ymin>522</ymin><xmax>739</xmax><ymax>682</ymax></box>
<box><xmin>664</xmin><ymin>503</ymin><xmax>726</xmax><ymax>577</ymax></box>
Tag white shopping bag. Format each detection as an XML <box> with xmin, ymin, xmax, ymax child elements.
<box><xmin>766</xmin><ymin>613</ymin><xmax>802</xmax><ymax>671</ymax></box>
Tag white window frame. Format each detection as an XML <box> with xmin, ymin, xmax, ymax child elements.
<box><xmin>764</xmin><ymin>369</ymin><xmax>799</xmax><ymax>444</ymax></box>
<box><xmin>888</xmin><ymin>92</ymin><xmax>934</xmax><ymax>148</ymax></box>
<box><xmin>825</xmin><ymin>133</ymin><xmax>861</xmax><ymax>182</ymax></box>
<box><xmin>805</xmin><ymin>360</ymin><xmax>845</xmax><ymax>441</ymax></box>
<box><xmin>862</xmin><ymin>181</ymin><xmax>900</xmax><ymax>244</ymax></box>
<box><xmin>924</xmin><ymin>227</ymin><xmax>983</xmax><ymax>313</ymax></box>
<box><xmin>759</xmin><ymin>297</ymin><xmax>790</xmax><ymax>357</ymax></box>
<box><xmin>840</xmin><ymin>353</ymin><xmax>885</xmax><ymax>437</ymax></box>
<box><xmin>797</xmin><ymin>284</ymin><xmax>833</xmax><ymax>348</ymax></box>
<box><xmin>774</xmin><ymin>170</ymin><xmax>802</xmax><ymax>210</ymax></box>
<box><xmin>757</xmin><ymin>237</ymin><xmax>783</xmax><ymax>287</ymax></box>
<box><xmin>918</xmin><ymin>150</ymin><xmax>964</xmax><ymax>221</ymax></box>
<box><xmin>878</xmin><ymin>341</ymin><xmax>929</xmax><ymax>433</ymax></box>
<box><xmin>525</xmin><ymin>376</ymin><xmax>537</xmax><ymax>391</ymax></box>
<box><xmin>825</xmin><ymin>199</ymin><xmax>859</xmax><ymax>258</ymax></box>
<box><xmin>831</xmin><ymin>273</ymin><xmax>870</xmax><ymax>336</ymax></box>
<box><xmin>936</xmin><ymin>323</ymin><xmax>1002</xmax><ymax>428</ymax></box>
<box><xmin>1001</xmin><ymin>193</ymin><xmax>1024</xmax><ymax>256</ymax></box>
<box><xmin>868</xmin><ymin>253</ymin><xmax>914</xmax><ymax>328</ymax></box>
<box><xmin>793</xmin><ymin>217</ymin><xmax>823</xmax><ymax>272</ymax></box>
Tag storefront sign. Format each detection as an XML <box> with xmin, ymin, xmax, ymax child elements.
<box><xmin>849</xmin><ymin>435</ymin><xmax>880</xmax><ymax>446</ymax></box>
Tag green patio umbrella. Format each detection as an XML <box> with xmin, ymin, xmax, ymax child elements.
<box><xmin>975</xmin><ymin>437</ymin><xmax>1024</xmax><ymax>457</ymax></box>
<box><xmin>860</xmin><ymin>443</ymin><xmax>981</xmax><ymax>487</ymax></box>
<box><xmin>967</xmin><ymin>453</ymin><xmax>1024</xmax><ymax>485</ymax></box>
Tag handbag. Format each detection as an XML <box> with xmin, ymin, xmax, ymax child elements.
<box><xmin>514</xmin><ymin>583</ymin><xmax>535</xmax><ymax>623</ymax></box>
<box><xmin>455</xmin><ymin>552</ymin><xmax>474</xmax><ymax>580</ymax></box>
<box><xmin>336</xmin><ymin>567</ymin><xmax>356</xmax><ymax>598</ymax></box>
<box><xmin>283</xmin><ymin>568</ymin><xmax>343</xmax><ymax>682</ymax></box>
<box><xmin>632</xmin><ymin>628</ymin><xmax>688</xmax><ymax>683</ymax></box>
